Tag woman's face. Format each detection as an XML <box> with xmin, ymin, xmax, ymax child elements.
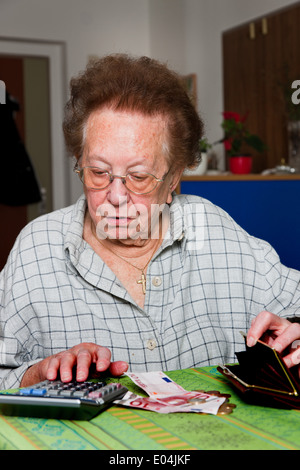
<box><xmin>80</xmin><ymin>108</ymin><xmax>182</xmax><ymax>245</ymax></box>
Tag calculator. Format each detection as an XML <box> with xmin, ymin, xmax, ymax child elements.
<box><xmin>0</xmin><ymin>379</ymin><xmax>128</xmax><ymax>420</ymax></box>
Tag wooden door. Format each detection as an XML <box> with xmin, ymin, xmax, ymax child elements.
<box><xmin>0</xmin><ymin>55</ymin><xmax>51</xmax><ymax>270</ymax></box>
<box><xmin>223</xmin><ymin>3</ymin><xmax>300</xmax><ymax>173</ymax></box>
<box><xmin>0</xmin><ymin>57</ymin><xmax>27</xmax><ymax>270</ymax></box>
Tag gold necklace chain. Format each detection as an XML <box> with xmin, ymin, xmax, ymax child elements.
<box><xmin>90</xmin><ymin>220</ymin><xmax>161</xmax><ymax>294</ymax></box>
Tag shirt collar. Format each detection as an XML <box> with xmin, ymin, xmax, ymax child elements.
<box><xmin>64</xmin><ymin>194</ymin><xmax>87</xmax><ymax>256</ymax></box>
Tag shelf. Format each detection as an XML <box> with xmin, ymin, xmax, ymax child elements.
<box><xmin>181</xmin><ymin>173</ymin><xmax>300</xmax><ymax>182</ymax></box>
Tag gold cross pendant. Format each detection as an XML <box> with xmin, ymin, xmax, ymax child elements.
<box><xmin>137</xmin><ymin>271</ymin><xmax>146</xmax><ymax>295</ymax></box>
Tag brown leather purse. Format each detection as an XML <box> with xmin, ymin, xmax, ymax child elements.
<box><xmin>218</xmin><ymin>333</ymin><xmax>300</xmax><ymax>409</ymax></box>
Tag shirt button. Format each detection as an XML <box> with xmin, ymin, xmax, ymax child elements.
<box><xmin>146</xmin><ymin>339</ymin><xmax>157</xmax><ymax>350</ymax></box>
<box><xmin>152</xmin><ymin>276</ymin><xmax>162</xmax><ymax>287</ymax></box>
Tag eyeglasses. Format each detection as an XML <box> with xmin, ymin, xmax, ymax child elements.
<box><xmin>74</xmin><ymin>163</ymin><xmax>169</xmax><ymax>195</ymax></box>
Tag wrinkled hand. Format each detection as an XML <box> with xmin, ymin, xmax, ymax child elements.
<box><xmin>21</xmin><ymin>343</ymin><xmax>128</xmax><ymax>387</ymax></box>
<box><xmin>247</xmin><ymin>311</ymin><xmax>300</xmax><ymax>370</ymax></box>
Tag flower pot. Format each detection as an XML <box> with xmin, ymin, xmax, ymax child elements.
<box><xmin>229</xmin><ymin>156</ymin><xmax>252</xmax><ymax>174</ymax></box>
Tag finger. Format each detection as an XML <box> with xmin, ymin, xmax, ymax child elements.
<box><xmin>75</xmin><ymin>348</ymin><xmax>93</xmax><ymax>382</ymax></box>
<box><xmin>58</xmin><ymin>351</ymin><xmax>77</xmax><ymax>382</ymax></box>
<box><xmin>272</xmin><ymin>322</ymin><xmax>300</xmax><ymax>354</ymax></box>
<box><xmin>109</xmin><ymin>361</ymin><xmax>129</xmax><ymax>377</ymax></box>
<box><xmin>282</xmin><ymin>346</ymin><xmax>300</xmax><ymax>368</ymax></box>
<box><xmin>247</xmin><ymin>311</ymin><xmax>289</xmax><ymax>347</ymax></box>
<box><xmin>283</xmin><ymin>351</ymin><xmax>300</xmax><ymax>369</ymax></box>
<box><xmin>95</xmin><ymin>346</ymin><xmax>112</xmax><ymax>372</ymax></box>
<box><xmin>45</xmin><ymin>355</ymin><xmax>62</xmax><ymax>381</ymax></box>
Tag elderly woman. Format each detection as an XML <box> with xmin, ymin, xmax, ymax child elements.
<box><xmin>0</xmin><ymin>54</ymin><xmax>300</xmax><ymax>389</ymax></box>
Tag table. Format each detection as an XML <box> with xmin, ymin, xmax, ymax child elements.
<box><xmin>0</xmin><ymin>366</ymin><xmax>299</xmax><ymax>451</ymax></box>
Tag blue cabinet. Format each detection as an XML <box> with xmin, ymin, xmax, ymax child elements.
<box><xmin>180</xmin><ymin>175</ymin><xmax>300</xmax><ymax>271</ymax></box>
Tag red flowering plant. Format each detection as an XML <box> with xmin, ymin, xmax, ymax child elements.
<box><xmin>221</xmin><ymin>111</ymin><xmax>266</xmax><ymax>156</ymax></box>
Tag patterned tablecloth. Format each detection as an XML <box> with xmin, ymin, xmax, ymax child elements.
<box><xmin>0</xmin><ymin>366</ymin><xmax>299</xmax><ymax>450</ymax></box>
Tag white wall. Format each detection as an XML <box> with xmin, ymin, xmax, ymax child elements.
<box><xmin>0</xmin><ymin>0</ymin><xmax>187</xmax><ymax>203</ymax></box>
<box><xmin>149</xmin><ymin>0</ymin><xmax>186</xmax><ymax>72</ymax></box>
<box><xmin>0</xmin><ymin>0</ymin><xmax>150</xmax><ymax>78</ymax></box>
<box><xmin>185</xmin><ymin>0</ymin><xmax>298</xmax><ymax>168</ymax></box>
<box><xmin>0</xmin><ymin>0</ymin><xmax>297</xmax><ymax>202</ymax></box>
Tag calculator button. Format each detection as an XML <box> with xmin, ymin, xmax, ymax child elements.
<box><xmin>20</xmin><ymin>388</ymin><xmax>47</xmax><ymax>396</ymax></box>
<box><xmin>31</xmin><ymin>388</ymin><xmax>47</xmax><ymax>396</ymax></box>
<box><xmin>60</xmin><ymin>390</ymin><xmax>74</xmax><ymax>396</ymax></box>
<box><xmin>47</xmin><ymin>389</ymin><xmax>60</xmax><ymax>396</ymax></box>
<box><xmin>72</xmin><ymin>390</ymin><xmax>87</xmax><ymax>397</ymax></box>
<box><xmin>88</xmin><ymin>391</ymin><xmax>103</xmax><ymax>399</ymax></box>
<box><xmin>20</xmin><ymin>388</ymin><xmax>33</xmax><ymax>395</ymax></box>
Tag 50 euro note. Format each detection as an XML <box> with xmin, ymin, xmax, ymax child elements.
<box><xmin>113</xmin><ymin>371</ymin><xmax>226</xmax><ymax>415</ymax></box>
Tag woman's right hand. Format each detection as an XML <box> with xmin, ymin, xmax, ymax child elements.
<box><xmin>20</xmin><ymin>342</ymin><xmax>129</xmax><ymax>387</ymax></box>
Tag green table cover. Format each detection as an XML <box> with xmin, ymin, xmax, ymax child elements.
<box><xmin>0</xmin><ymin>366</ymin><xmax>299</xmax><ymax>450</ymax></box>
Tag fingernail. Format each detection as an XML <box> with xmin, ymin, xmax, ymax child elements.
<box><xmin>61</xmin><ymin>372</ymin><xmax>72</xmax><ymax>382</ymax></box>
<box><xmin>247</xmin><ymin>336</ymin><xmax>257</xmax><ymax>347</ymax></box>
<box><xmin>76</xmin><ymin>372</ymin><xmax>86</xmax><ymax>381</ymax></box>
<box><xmin>47</xmin><ymin>371</ymin><xmax>57</xmax><ymax>381</ymax></box>
<box><xmin>284</xmin><ymin>357</ymin><xmax>293</xmax><ymax>368</ymax></box>
<box><xmin>292</xmin><ymin>352</ymin><xmax>300</xmax><ymax>366</ymax></box>
<box><xmin>120</xmin><ymin>362</ymin><xmax>129</xmax><ymax>373</ymax></box>
<box><xmin>97</xmin><ymin>360</ymin><xmax>108</xmax><ymax>371</ymax></box>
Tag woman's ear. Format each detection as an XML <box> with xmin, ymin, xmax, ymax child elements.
<box><xmin>167</xmin><ymin>168</ymin><xmax>184</xmax><ymax>203</ymax></box>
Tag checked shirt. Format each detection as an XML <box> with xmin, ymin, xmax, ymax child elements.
<box><xmin>0</xmin><ymin>194</ymin><xmax>299</xmax><ymax>389</ymax></box>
